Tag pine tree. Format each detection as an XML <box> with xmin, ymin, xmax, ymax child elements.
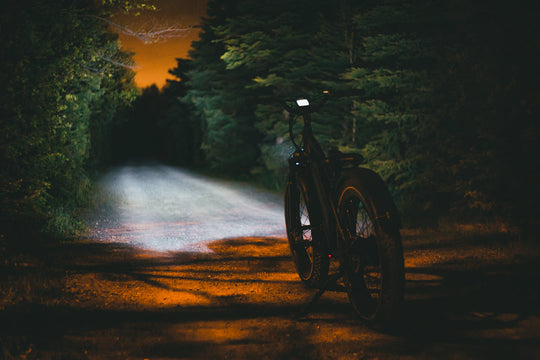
<box><xmin>183</xmin><ymin>0</ymin><xmax>263</xmax><ymax>174</ymax></box>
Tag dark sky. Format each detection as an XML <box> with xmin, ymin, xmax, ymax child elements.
<box><xmin>116</xmin><ymin>0</ymin><xmax>207</xmax><ymax>88</ymax></box>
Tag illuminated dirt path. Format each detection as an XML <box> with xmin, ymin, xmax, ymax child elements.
<box><xmin>4</xmin><ymin>225</ymin><xmax>538</xmax><ymax>359</ymax></box>
<box><xmin>1</xmin><ymin>164</ymin><xmax>538</xmax><ymax>359</ymax></box>
<box><xmin>91</xmin><ymin>163</ymin><xmax>286</xmax><ymax>252</ymax></box>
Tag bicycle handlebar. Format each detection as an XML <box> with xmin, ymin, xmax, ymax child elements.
<box><xmin>284</xmin><ymin>89</ymin><xmax>365</xmax><ymax>115</ymax></box>
<box><xmin>285</xmin><ymin>88</ymin><xmax>365</xmax><ymax>150</ymax></box>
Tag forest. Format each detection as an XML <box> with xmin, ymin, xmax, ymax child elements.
<box><xmin>0</xmin><ymin>0</ymin><xmax>142</xmax><ymax>240</ymax></box>
<box><xmin>1</xmin><ymin>0</ymin><xmax>539</xmax><ymax>242</ymax></box>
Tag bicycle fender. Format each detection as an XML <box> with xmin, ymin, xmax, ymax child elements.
<box><xmin>338</xmin><ymin>168</ymin><xmax>401</xmax><ymax>233</ymax></box>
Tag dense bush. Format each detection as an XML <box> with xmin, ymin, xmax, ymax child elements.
<box><xmin>0</xmin><ymin>0</ymin><xmax>139</xmax><ymax>240</ymax></box>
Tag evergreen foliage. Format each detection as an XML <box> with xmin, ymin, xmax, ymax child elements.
<box><xmin>165</xmin><ymin>0</ymin><xmax>538</xmax><ymax>227</ymax></box>
<box><xmin>0</xmin><ymin>0</ymin><xmax>139</xmax><ymax>240</ymax></box>
<box><xmin>181</xmin><ymin>1</ymin><xmax>263</xmax><ymax>174</ymax></box>
<box><xmin>111</xmin><ymin>80</ymin><xmax>197</xmax><ymax>166</ymax></box>
<box><xmin>3</xmin><ymin>0</ymin><xmax>538</xmax><ymax>233</ymax></box>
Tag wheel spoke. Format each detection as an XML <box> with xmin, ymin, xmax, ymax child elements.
<box><xmin>338</xmin><ymin>190</ymin><xmax>382</xmax><ymax>320</ymax></box>
<box><xmin>285</xmin><ymin>179</ymin><xmax>328</xmax><ymax>287</ymax></box>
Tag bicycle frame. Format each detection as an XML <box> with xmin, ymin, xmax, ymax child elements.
<box><xmin>285</xmin><ymin>95</ymin><xmax>404</xmax><ymax>325</ymax></box>
<box><xmin>288</xmin><ymin>108</ymin><xmax>346</xmax><ymax>253</ymax></box>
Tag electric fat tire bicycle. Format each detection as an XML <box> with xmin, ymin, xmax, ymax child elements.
<box><xmin>284</xmin><ymin>91</ymin><xmax>405</xmax><ymax>329</ymax></box>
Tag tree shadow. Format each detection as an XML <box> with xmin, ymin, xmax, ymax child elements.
<box><xmin>1</xmin><ymin>234</ymin><xmax>539</xmax><ymax>359</ymax></box>
<box><xmin>380</xmin><ymin>252</ymin><xmax>540</xmax><ymax>359</ymax></box>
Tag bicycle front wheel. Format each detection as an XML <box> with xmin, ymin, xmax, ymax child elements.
<box><xmin>337</xmin><ymin>169</ymin><xmax>404</xmax><ymax>329</ymax></box>
<box><xmin>285</xmin><ymin>175</ymin><xmax>329</xmax><ymax>288</ymax></box>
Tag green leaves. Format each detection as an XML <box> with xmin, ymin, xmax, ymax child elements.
<box><xmin>220</xmin><ymin>31</ymin><xmax>275</xmax><ymax>70</ymax></box>
<box><xmin>166</xmin><ymin>0</ymin><xmax>539</xmax><ymax>226</ymax></box>
<box><xmin>0</xmin><ymin>0</ymin><xmax>138</xmax><ymax>239</ymax></box>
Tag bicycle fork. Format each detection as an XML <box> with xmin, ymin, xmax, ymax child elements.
<box><xmin>297</xmin><ymin>162</ymin><xmax>350</xmax><ymax>317</ymax></box>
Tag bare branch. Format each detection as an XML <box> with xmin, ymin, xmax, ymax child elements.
<box><xmin>91</xmin><ymin>15</ymin><xmax>193</xmax><ymax>44</ymax></box>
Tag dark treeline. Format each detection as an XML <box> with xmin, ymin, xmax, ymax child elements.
<box><xmin>153</xmin><ymin>0</ymin><xmax>539</xmax><ymax>228</ymax></box>
<box><xmin>2</xmin><ymin>0</ymin><xmax>539</xmax><ymax>240</ymax></box>
<box><xmin>111</xmin><ymin>77</ymin><xmax>200</xmax><ymax>166</ymax></box>
<box><xmin>0</xmin><ymin>0</ymin><xmax>145</xmax><ymax>240</ymax></box>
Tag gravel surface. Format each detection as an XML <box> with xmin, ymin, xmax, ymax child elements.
<box><xmin>2</xmin><ymin>164</ymin><xmax>539</xmax><ymax>359</ymax></box>
<box><xmin>91</xmin><ymin>163</ymin><xmax>286</xmax><ymax>252</ymax></box>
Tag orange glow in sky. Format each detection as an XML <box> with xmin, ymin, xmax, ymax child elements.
<box><xmin>116</xmin><ymin>0</ymin><xmax>207</xmax><ymax>88</ymax></box>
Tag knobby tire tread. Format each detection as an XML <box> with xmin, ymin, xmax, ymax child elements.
<box><xmin>285</xmin><ymin>176</ymin><xmax>329</xmax><ymax>288</ymax></box>
<box><xmin>337</xmin><ymin>168</ymin><xmax>405</xmax><ymax>330</ymax></box>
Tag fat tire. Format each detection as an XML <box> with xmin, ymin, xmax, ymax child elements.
<box><xmin>337</xmin><ymin>168</ymin><xmax>404</xmax><ymax>330</ymax></box>
<box><xmin>285</xmin><ymin>175</ymin><xmax>329</xmax><ymax>288</ymax></box>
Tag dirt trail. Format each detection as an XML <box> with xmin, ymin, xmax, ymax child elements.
<box><xmin>2</xmin><ymin>164</ymin><xmax>539</xmax><ymax>359</ymax></box>
<box><xmin>2</xmin><ymin>229</ymin><xmax>539</xmax><ymax>360</ymax></box>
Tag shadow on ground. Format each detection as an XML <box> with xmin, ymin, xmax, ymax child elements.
<box><xmin>1</xmin><ymin>232</ymin><xmax>539</xmax><ymax>359</ymax></box>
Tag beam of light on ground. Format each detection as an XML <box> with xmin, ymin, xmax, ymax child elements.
<box><xmin>91</xmin><ymin>163</ymin><xmax>286</xmax><ymax>252</ymax></box>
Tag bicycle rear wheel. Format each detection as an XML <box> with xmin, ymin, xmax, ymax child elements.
<box><xmin>285</xmin><ymin>176</ymin><xmax>329</xmax><ymax>288</ymax></box>
<box><xmin>337</xmin><ymin>169</ymin><xmax>404</xmax><ymax>329</ymax></box>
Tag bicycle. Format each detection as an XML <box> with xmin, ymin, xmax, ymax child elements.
<box><xmin>284</xmin><ymin>91</ymin><xmax>405</xmax><ymax>329</ymax></box>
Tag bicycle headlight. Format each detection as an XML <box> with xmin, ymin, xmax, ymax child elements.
<box><xmin>296</xmin><ymin>99</ymin><xmax>309</xmax><ymax>107</ymax></box>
